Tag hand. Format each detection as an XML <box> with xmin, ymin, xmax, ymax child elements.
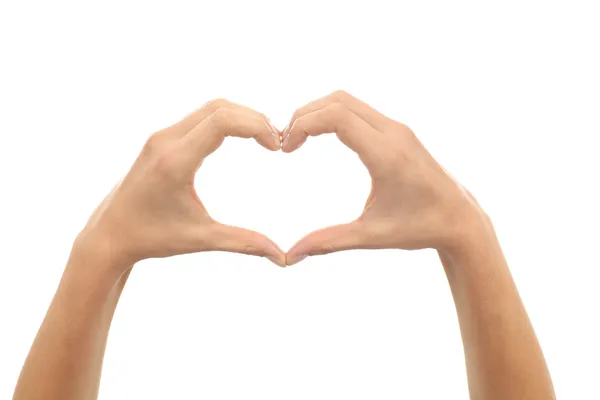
<box><xmin>283</xmin><ymin>91</ymin><xmax>488</xmax><ymax>265</ymax></box>
<box><xmin>75</xmin><ymin>99</ymin><xmax>286</xmax><ymax>270</ymax></box>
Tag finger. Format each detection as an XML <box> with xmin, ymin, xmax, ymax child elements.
<box><xmin>179</xmin><ymin>108</ymin><xmax>280</xmax><ymax>171</ymax></box>
<box><xmin>283</xmin><ymin>90</ymin><xmax>391</xmax><ymax>139</ymax></box>
<box><xmin>281</xmin><ymin>103</ymin><xmax>381</xmax><ymax>166</ymax></box>
<box><xmin>208</xmin><ymin>223</ymin><xmax>286</xmax><ymax>267</ymax></box>
<box><xmin>161</xmin><ymin>99</ymin><xmax>280</xmax><ymax>140</ymax></box>
<box><xmin>286</xmin><ymin>221</ymin><xmax>367</xmax><ymax>266</ymax></box>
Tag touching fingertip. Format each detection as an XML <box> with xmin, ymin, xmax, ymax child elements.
<box><xmin>272</xmin><ymin>133</ymin><xmax>281</xmax><ymax>150</ymax></box>
<box><xmin>282</xmin><ymin>134</ymin><xmax>291</xmax><ymax>152</ymax></box>
<box><xmin>286</xmin><ymin>253</ymin><xmax>308</xmax><ymax>266</ymax></box>
<box><xmin>267</xmin><ymin>255</ymin><xmax>286</xmax><ymax>267</ymax></box>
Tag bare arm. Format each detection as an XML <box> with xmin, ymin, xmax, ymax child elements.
<box><xmin>439</xmin><ymin>216</ymin><xmax>554</xmax><ymax>399</ymax></box>
<box><xmin>13</xmin><ymin>252</ymin><xmax>131</xmax><ymax>400</ymax></box>
<box><xmin>283</xmin><ymin>90</ymin><xmax>555</xmax><ymax>399</ymax></box>
<box><xmin>13</xmin><ymin>99</ymin><xmax>285</xmax><ymax>400</ymax></box>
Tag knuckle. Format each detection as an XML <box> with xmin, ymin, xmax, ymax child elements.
<box><xmin>326</xmin><ymin>102</ymin><xmax>347</xmax><ymax>120</ymax></box>
<box><xmin>142</xmin><ymin>132</ymin><xmax>163</xmax><ymax>155</ymax></box>
<box><xmin>394</xmin><ymin>120</ymin><xmax>412</xmax><ymax>135</ymax></box>
<box><xmin>331</xmin><ymin>89</ymin><xmax>351</xmax><ymax>103</ymax></box>
<box><xmin>152</xmin><ymin>150</ymin><xmax>179</xmax><ymax>178</ymax></box>
<box><xmin>209</xmin><ymin>108</ymin><xmax>231</xmax><ymax>128</ymax></box>
<box><xmin>204</xmin><ymin>98</ymin><xmax>229</xmax><ymax>113</ymax></box>
<box><xmin>290</xmin><ymin>109</ymin><xmax>303</xmax><ymax>123</ymax></box>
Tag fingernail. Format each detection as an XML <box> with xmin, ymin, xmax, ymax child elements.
<box><xmin>272</xmin><ymin>132</ymin><xmax>281</xmax><ymax>149</ymax></box>
<box><xmin>282</xmin><ymin>124</ymin><xmax>290</xmax><ymax>139</ymax></box>
<box><xmin>282</xmin><ymin>134</ymin><xmax>289</xmax><ymax>151</ymax></box>
<box><xmin>267</xmin><ymin>122</ymin><xmax>281</xmax><ymax>149</ymax></box>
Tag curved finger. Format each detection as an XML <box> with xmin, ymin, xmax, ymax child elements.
<box><xmin>160</xmin><ymin>99</ymin><xmax>279</xmax><ymax>139</ymax></box>
<box><xmin>282</xmin><ymin>103</ymin><xmax>380</xmax><ymax>166</ymax></box>
<box><xmin>286</xmin><ymin>221</ymin><xmax>367</xmax><ymax>266</ymax></box>
<box><xmin>284</xmin><ymin>90</ymin><xmax>391</xmax><ymax>140</ymax></box>
<box><xmin>208</xmin><ymin>223</ymin><xmax>286</xmax><ymax>267</ymax></box>
<box><xmin>178</xmin><ymin>108</ymin><xmax>280</xmax><ymax>171</ymax></box>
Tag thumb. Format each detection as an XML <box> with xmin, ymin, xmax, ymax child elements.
<box><xmin>286</xmin><ymin>221</ymin><xmax>367</xmax><ymax>266</ymax></box>
<box><xmin>208</xmin><ymin>223</ymin><xmax>286</xmax><ymax>267</ymax></box>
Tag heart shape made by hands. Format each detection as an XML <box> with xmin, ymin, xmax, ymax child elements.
<box><xmin>109</xmin><ymin>92</ymin><xmax>471</xmax><ymax>268</ymax></box>
<box><xmin>196</xmin><ymin>134</ymin><xmax>371</xmax><ymax>256</ymax></box>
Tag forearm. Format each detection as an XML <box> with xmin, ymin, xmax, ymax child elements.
<box><xmin>13</xmin><ymin>246</ymin><xmax>132</xmax><ymax>400</ymax></box>
<box><xmin>440</xmin><ymin>216</ymin><xmax>554</xmax><ymax>399</ymax></box>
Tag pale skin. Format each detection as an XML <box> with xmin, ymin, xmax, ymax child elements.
<box><xmin>13</xmin><ymin>92</ymin><xmax>555</xmax><ymax>399</ymax></box>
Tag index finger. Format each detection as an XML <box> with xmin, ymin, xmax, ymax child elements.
<box><xmin>282</xmin><ymin>103</ymin><xmax>382</xmax><ymax>167</ymax></box>
<box><xmin>160</xmin><ymin>99</ymin><xmax>278</xmax><ymax>139</ymax></box>
<box><xmin>285</xmin><ymin>90</ymin><xmax>392</xmax><ymax>138</ymax></box>
<box><xmin>177</xmin><ymin>108</ymin><xmax>280</xmax><ymax>172</ymax></box>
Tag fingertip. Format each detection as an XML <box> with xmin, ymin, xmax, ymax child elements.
<box><xmin>263</xmin><ymin>121</ymin><xmax>282</xmax><ymax>151</ymax></box>
<box><xmin>285</xmin><ymin>240</ymin><xmax>310</xmax><ymax>265</ymax></box>
<box><xmin>285</xmin><ymin>252</ymin><xmax>308</xmax><ymax>266</ymax></box>
<box><xmin>281</xmin><ymin>133</ymin><xmax>291</xmax><ymax>152</ymax></box>
<box><xmin>282</xmin><ymin>134</ymin><xmax>304</xmax><ymax>153</ymax></box>
<box><xmin>282</xmin><ymin>123</ymin><xmax>291</xmax><ymax>140</ymax></box>
<box><xmin>256</xmin><ymin>135</ymin><xmax>280</xmax><ymax>152</ymax></box>
<box><xmin>267</xmin><ymin>254</ymin><xmax>287</xmax><ymax>267</ymax></box>
<box><xmin>282</xmin><ymin>126</ymin><xmax>310</xmax><ymax>153</ymax></box>
<box><xmin>264</xmin><ymin>240</ymin><xmax>286</xmax><ymax>267</ymax></box>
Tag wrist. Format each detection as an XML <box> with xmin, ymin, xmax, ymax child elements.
<box><xmin>438</xmin><ymin>206</ymin><xmax>507</xmax><ymax>274</ymax></box>
<box><xmin>54</xmin><ymin>247</ymin><xmax>132</xmax><ymax>309</ymax></box>
<box><xmin>71</xmin><ymin>228</ymin><xmax>134</xmax><ymax>277</ymax></box>
<box><xmin>441</xmin><ymin>201</ymin><xmax>498</xmax><ymax>256</ymax></box>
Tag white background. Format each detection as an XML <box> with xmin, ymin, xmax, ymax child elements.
<box><xmin>1</xmin><ymin>1</ymin><xmax>599</xmax><ymax>398</ymax></box>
